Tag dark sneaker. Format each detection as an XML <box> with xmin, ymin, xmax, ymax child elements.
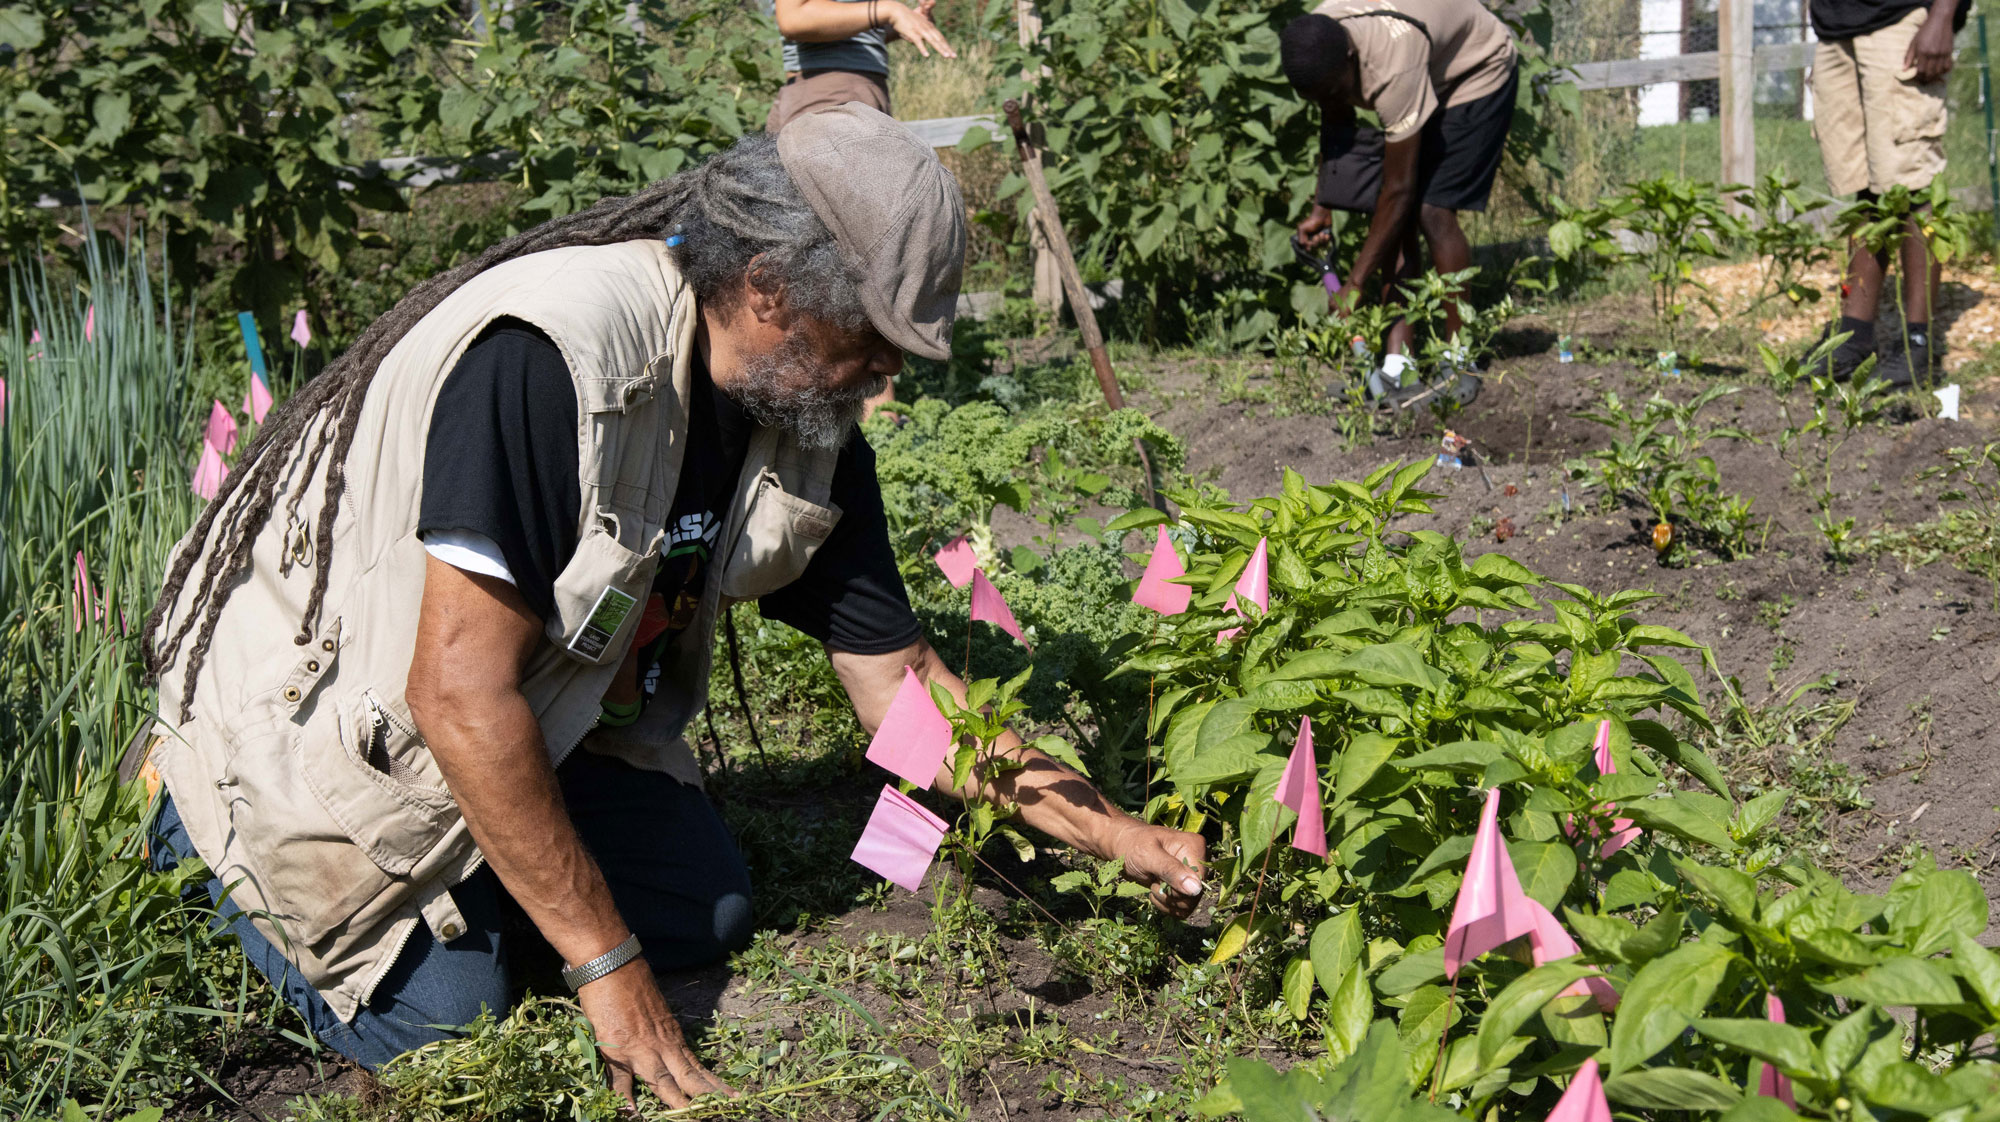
<box><xmin>1808</xmin><ymin>324</ymin><xmax>1875</xmax><ymax>382</ymax></box>
<box><xmin>1874</xmin><ymin>325</ymin><xmax>1936</xmax><ymax>389</ymax></box>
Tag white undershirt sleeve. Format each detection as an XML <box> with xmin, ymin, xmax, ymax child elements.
<box><xmin>419</xmin><ymin>528</ymin><xmax>517</xmax><ymax>586</ymax></box>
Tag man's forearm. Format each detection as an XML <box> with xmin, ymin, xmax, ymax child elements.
<box><xmin>1346</xmin><ymin>186</ymin><xmax>1414</xmax><ymax>294</ymax></box>
<box><xmin>412</xmin><ymin>681</ymin><xmax>630</xmax><ymax>971</ymax></box>
<box><xmin>907</xmin><ymin>645</ymin><xmax>1138</xmax><ymax>857</ymax></box>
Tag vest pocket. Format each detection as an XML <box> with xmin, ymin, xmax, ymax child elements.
<box><xmin>548</xmin><ymin>518</ymin><xmax>661</xmax><ymax>664</ymax></box>
<box><xmin>234</xmin><ymin>691</ymin><xmax>458</xmax><ymax>946</ymax></box>
<box><xmin>720</xmin><ymin>473</ymin><xmax>843</xmax><ymax>600</ymax></box>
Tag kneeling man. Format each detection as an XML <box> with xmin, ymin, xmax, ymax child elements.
<box><xmin>137</xmin><ymin>107</ymin><xmax>1205</xmax><ymax>1108</ymax></box>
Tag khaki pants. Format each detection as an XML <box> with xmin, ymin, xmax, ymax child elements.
<box><xmin>1810</xmin><ymin>8</ymin><xmax>1948</xmax><ymax>196</ymax></box>
<box><xmin>766</xmin><ymin>69</ymin><xmax>892</xmax><ymax>133</ymax></box>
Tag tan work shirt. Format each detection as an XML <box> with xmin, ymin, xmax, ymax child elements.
<box><xmin>1312</xmin><ymin>0</ymin><xmax>1518</xmax><ymax>141</ymax></box>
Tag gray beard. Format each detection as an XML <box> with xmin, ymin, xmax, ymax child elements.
<box><xmin>728</xmin><ymin>330</ymin><xmax>886</xmax><ymax>451</ymax></box>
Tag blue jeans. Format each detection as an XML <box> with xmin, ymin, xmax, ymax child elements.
<box><xmin>150</xmin><ymin>748</ymin><xmax>753</xmax><ymax>1069</ymax></box>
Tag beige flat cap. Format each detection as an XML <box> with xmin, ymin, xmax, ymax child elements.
<box><xmin>776</xmin><ymin>103</ymin><xmax>966</xmax><ymax>361</ymax></box>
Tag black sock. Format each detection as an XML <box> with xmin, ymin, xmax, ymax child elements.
<box><xmin>1905</xmin><ymin>320</ymin><xmax>1929</xmax><ymax>343</ymax></box>
<box><xmin>1839</xmin><ymin>315</ymin><xmax>1876</xmax><ymax>348</ymax></box>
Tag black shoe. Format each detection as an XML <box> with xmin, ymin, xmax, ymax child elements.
<box><xmin>1874</xmin><ymin>325</ymin><xmax>1936</xmax><ymax>389</ymax></box>
<box><xmin>1808</xmin><ymin>324</ymin><xmax>1875</xmax><ymax>382</ymax></box>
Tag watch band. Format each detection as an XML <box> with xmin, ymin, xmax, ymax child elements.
<box><xmin>562</xmin><ymin>933</ymin><xmax>643</xmax><ymax>992</ymax></box>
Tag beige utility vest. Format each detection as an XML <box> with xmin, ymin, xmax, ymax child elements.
<box><xmin>151</xmin><ymin>241</ymin><xmax>842</xmax><ymax>1022</ymax></box>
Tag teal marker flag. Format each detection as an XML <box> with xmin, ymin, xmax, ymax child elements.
<box><xmin>236</xmin><ymin>312</ymin><xmax>269</xmax><ymax>380</ymax></box>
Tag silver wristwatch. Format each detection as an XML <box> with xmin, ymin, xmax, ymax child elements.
<box><xmin>562</xmin><ymin>933</ymin><xmax>643</xmax><ymax>992</ymax></box>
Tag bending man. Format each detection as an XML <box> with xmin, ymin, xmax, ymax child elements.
<box><xmin>136</xmin><ymin>108</ymin><xmax>1205</xmax><ymax>1108</ymax></box>
<box><xmin>1281</xmin><ymin>0</ymin><xmax>1518</xmax><ymax>405</ymax></box>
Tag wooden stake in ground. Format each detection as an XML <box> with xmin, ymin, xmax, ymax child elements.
<box><xmin>1002</xmin><ymin>98</ymin><xmax>1161</xmax><ymax>510</ymax></box>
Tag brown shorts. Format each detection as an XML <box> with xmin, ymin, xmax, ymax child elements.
<box><xmin>1810</xmin><ymin>8</ymin><xmax>1948</xmax><ymax>196</ymax></box>
<box><xmin>766</xmin><ymin>69</ymin><xmax>892</xmax><ymax>134</ymax></box>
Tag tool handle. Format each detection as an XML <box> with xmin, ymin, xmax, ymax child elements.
<box><xmin>1003</xmin><ymin>99</ymin><xmax>1029</xmax><ymax>146</ymax></box>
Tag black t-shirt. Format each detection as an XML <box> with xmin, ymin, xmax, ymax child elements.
<box><xmin>417</xmin><ymin>319</ymin><xmax>922</xmax><ymax>663</ymax></box>
<box><xmin>1811</xmin><ymin>0</ymin><xmax>1967</xmax><ymax>42</ymax></box>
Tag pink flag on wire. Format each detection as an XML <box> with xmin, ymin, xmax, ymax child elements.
<box><xmin>1443</xmin><ymin>787</ymin><xmax>1537</xmax><ymax>978</ymax></box>
<box><xmin>192</xmin><ymin>440</ymin><xmax>228</xmax><ymax>500</ymax></box>
<box><xmin>206</xmin><ymin>400</ymin><xmax>239</xmax><ymax>456</ymax></box>
<box><xmin>850</xmin><ymin>785</ymin><xmax>950</xmax><ymax>892</ymax></box>
<box><xmin>864</xmin><ymin>666</ymin><xmax>956</xmax><ymax>789</ymax></box>
<box><xmin>28</xmin><ymin>329</ymin><xmax>42</xmax><ymax>361</ymax></box>
<box><xmin>934</xmin><ymin>535</ymin><xmax>978</xmax><ymax>588</ymax></box>
<box><xmin>1218</xmin><ymin>537</ymin><xmax>1270</xmax><ymax>642</ymax></box>
<box><xmin>1525</xmin><ymin>898</ymin><xmax>1619</xmax><ymax>1012</ymax></box>
<box><xmin>1759</xmin><ymin>993</ymin><xmax>1797</xmax><ymax>1106</ymax></box>
<box><xmin>0</xmin><ymin>376</ymin><xmax>7</xmax><ymax>425</ymax></box>
<box><xmin>73</xmin><ymin>551</ymin><xmax>105</xmax><ymax>633</ymax></box>
<box><xmin>84</xmin><ymin>305</ymin><xmax>95</xmax><ymax>343</ymax></box>
<box><xmin>1273</xmin><ymin>716</ymin><xmax>1327</xmax><ymax>857</ymax></box>
<box><xmin>970</xmin><ymin>569</ymin><xmax>1029</xmax><ymax>649</ymax></box>
<box><xmin>1588</xmin><ymin>720</ymin><xmax>1641</xmax><ymax>858</ymax></box>
<box><xmin>1132</xmin><ymin>524</ymin><xmax>1191</xmax><ymax>616</ymax></box>
<box><xmin>1546</xmin><ymin>1058</ymin><xmax>1612</xmax><ymax>1122</ymax></box>
<box><xmin>290</xmin><ymin>308</ymin><xmax>312</xmax><ymax>347</ymax></box>
<box><xmin>243</xmin><ymin>372</ymin><xmax>273</xmax><ymax>424</ymax></box>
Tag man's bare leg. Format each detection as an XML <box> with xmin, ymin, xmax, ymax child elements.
<box><xmin>1419</xmin><ymin>204</ymin><xmax>1472</xmax><ymax>343</ymax></box>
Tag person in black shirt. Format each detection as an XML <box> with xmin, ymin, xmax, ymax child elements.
<box><xmin>1808</xmin><ymin>0</ymin><xmax>1968</xmax><ymax>385</ymax></box>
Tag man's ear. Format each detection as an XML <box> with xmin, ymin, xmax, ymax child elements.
<box><xmin>742</xmin><ymin>253</ymin><xmax>790</xmax><ymax>328</ymax></box>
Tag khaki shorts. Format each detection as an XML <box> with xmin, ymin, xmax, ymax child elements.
<box><xmin>765</xmin><ymin>68</ymin><xmax>892</xmax><ymax>133</ymax></box>
<box><xmin>1810</xmin><ymin>7</ymin><xmax>1948</xmax><ymax>196</ymax></box>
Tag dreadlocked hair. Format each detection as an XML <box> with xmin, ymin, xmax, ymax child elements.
<box><xmin>144</xmin><ymin>132</ymin><xmax>866</xmax><ymax>721</ymax></box>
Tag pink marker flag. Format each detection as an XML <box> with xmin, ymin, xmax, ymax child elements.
<box><xmin>1759</xmin><ymin>993</ymin><xmax>1797</xmax><ymax>1106</ymax></box>
<box><xmin>970</xmin><ymin>569</ymin><xmax>1029</xmax><ymax>649</ymax></box>
<box><xmin>934</xmin><ymin>535</ymin><xmax>977</xmax><ymax>588</ymax></box>
<box><xmin>192</xmin><ymin>440</ymin><xmax>228</xmax><ymax>500</ymax></box>
<box><xmin>1132</xmin><ymin>524</ymin><xmax>1191</xmax><ymax>616</ymax></box>
<box><xmin>243</xmin><ymin>371</ymin><xmax>273</xmax><ymax>424</ymax></box>
<box><xmin>73</xmin><ymin>551</ymin><xmax>105</xmax><ymax>633</ymax></box>
<box><xmin>865</xmin><ymin>666</ymin><xmax>956</xmax><ymax>789</ymax></box>
<box><xmin>290</xmin><ymin>308</ymin><xmax>312</xmax><ymax>347</ymax></box>
<box><xmin>851</xmin><ymin>785</ymin><xmax>950</xmax><ymax>892</ymax></box>
<box><xmin>1589</xmin><ymin>720</ymin><xmax>1641</xmax><ymax>858</ymax></box>
<box><xmin>1525</xmin><ymin>898</ymin><xmax>1619</xmax><ymax>1012</ymax></box>
<box><xmin>0</xmin><ymin>376</ymin><xmax>7</xmax><ymax>425</ymax></box>
<box><xmin>1218</xmin><ymin>537</ymin><xmax>1270</xmax><ymax>642</ymax></box>
<box><xmin>206</xmin><ymin>400</ymin><xmax>239</xmax><ymax>457</ymax></box>
<box><xmin>1443</xmin><ymin>787</ymin><xmax>1537</xmax><ymax>978</ymax></box>
<box><xmin>26</xmin><ymin>330</ymin><xmax>42</xmax><ymax>361</ymax></box>
<box><xmin>1273</xmin><ymin>717</ymin><xmax>1327</xmax><ymax>857</ymax></box>
<box><xmin>84</xmin><ymin>304</ymin><xmax>95</xmax><ymax>343</ymax></box>
<box><xmin>1546</xmin><ymin>1058</ymin><xmax>1612</xmax><ymax>1122</ymax></box>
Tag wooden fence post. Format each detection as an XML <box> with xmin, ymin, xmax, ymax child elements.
<box><xmin>1016</xmin><ymin>0</ymin><xmax>1063</xmax><ymax>311</ymax></box>
<box><xmin>1719</xmin><ymin>0</ymin><xmax>1755</xmax><ymax>205</ymax></box>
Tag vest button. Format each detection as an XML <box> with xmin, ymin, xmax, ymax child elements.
<box><xmin>306</xmin><ymin>660</ymin><xmax>320</xmax><ymax>673</ymax></box>
<box><xmin>321</xmin><ymin>639</ymin><xmax>334</xmax><ymax>652</ymax></box>
<box><xmin>282</xmin><ymin>687</ymin><xmax>301</xmax><ymax>703</ymax></box>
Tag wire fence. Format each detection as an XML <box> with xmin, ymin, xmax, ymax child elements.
<box><xmin>1477</xmin><ymin>0</ymin><xmax>1999</xmax><ymax>243</ymax></box>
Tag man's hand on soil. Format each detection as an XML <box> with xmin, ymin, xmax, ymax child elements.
<box><xmin>1907</xmin><ymin>14</ymin><xmax>1956</xmax><ymax>84</ymax></box>
<box><xmin>578</xmin><ymin>959</ymin><xmax>737</xmax><ymax>1110</ymax></box>
<box><xmin>1107</xmin><ymin>821</ymin><xmax>1208</xmax><ymax>919</ymax></box>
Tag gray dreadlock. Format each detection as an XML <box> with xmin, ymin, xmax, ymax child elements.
<box><xmin>144</xmin><ymin>133</ymin><xmax>866</xmax><ymax>720</ymax></box>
